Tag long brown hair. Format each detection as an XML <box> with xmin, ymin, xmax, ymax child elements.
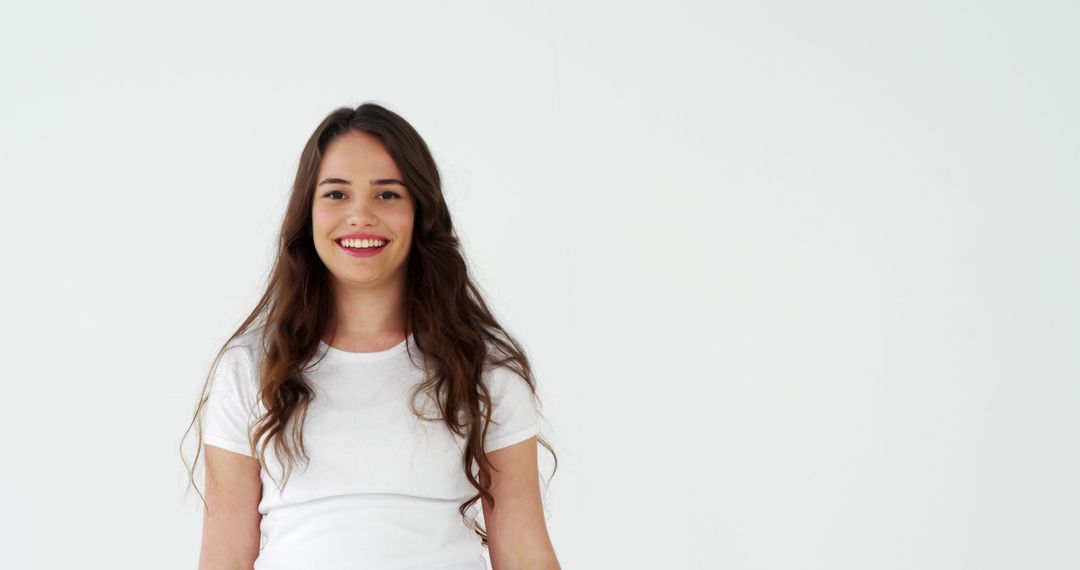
<box><xmin>180</xmin><ymin>102</ymin><xmax>557</xmax><ymax>545</ymax></box>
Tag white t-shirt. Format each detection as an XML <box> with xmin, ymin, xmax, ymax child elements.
<box><xmin>201</xmin><ymin>327</ymin><xmax>540</xmax><ymax>570</ymax></box>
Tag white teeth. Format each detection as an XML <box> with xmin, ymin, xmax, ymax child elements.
<box><xmin>339</xmin><ymin>238</ymin><xmax>387</xmax><ymax>249</ymax></box>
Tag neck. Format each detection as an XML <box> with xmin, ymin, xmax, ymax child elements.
<box><xmin>325</xmin><ymin>275</ymin><xmax>409</xmax><ymax>343</ymax></box>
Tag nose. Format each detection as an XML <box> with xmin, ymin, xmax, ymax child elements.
<box><xmin>346</xmin><ymin>200</ymin><xmax>378</xmax><ymax>227</ymax></box>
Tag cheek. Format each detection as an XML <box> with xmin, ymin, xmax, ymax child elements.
<box><xmin>310</xmin><ymin>205</ymin><xmax>335</xmax><ymax>233</ymax></box>
<box><xmin>386</xmin><ymin>209</ymin><xmax>414</xmax><ymax>237</ymax></box>
<box><xmin>398</xmin><ymin>222</ymin><xmax>415</xmax><ymax>246</ymax></box>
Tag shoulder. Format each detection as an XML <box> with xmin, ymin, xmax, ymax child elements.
<box><xmin>221</xmin><ymin>326</ymin><xmax>268</xmax><ymax>363</ymax></box>
<box><xmin>479</xmin><ymin>336</ymin><xmax>534</xmax><ymax>394</ymax></box>
<box><xmin>480</xmin><ymin>363</ymin><xmax>539</xmax><ymax>413</ymax></box>
<box><xmin>213</xmin><ymin>327</ymin><xmax>267</xmax><ymax>393</ymax></box>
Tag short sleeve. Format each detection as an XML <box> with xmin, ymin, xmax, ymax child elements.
<box><xmin>482</xmin><ymin>365</ymin><xmax>540</xmax><ymax>453</ymax></box>
<box><xmin>201</xmin><ymin>346</ymin><xmax>259</xmax><ymax>458</ymax></box>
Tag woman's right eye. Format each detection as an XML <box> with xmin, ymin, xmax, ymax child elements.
<box><xmin>324</xmin><ymin>190</ymin><xmax>345</xmax><ymax>200</ymax></box>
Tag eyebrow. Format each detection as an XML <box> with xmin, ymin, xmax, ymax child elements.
<box><xmin>317</xmin><ymin>177</ymin><xmax>406</xmax><ymax>188</ymax></box>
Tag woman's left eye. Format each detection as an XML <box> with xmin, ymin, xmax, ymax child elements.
<box><xmin>377</xmin><ymin>191</ymin><xmax>401</xmax><ymax>200</ymax></box>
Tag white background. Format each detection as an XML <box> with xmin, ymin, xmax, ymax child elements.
<box><xmin>1</xmin><ymin>1</ymin><xmax>1077</xmax><ymax>568</ymax></box>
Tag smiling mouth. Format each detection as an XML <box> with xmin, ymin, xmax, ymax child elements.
<box><xmin>336</xmin><ymin>238</ymin><xmax>389</xmax><ymax>250</ymax></box>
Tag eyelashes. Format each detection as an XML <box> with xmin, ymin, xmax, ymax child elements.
<box><xmin>323</xmin><ymin>190</ymin><xmax>402</xmax><ymax>200</ymax></box>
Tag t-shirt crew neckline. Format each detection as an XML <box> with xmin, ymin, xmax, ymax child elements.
<box><xmin>318</xmin><ymin>333</ymin><xmax>415</xmax><ymax>362</ymax></box>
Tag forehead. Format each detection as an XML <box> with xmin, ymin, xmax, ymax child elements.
<box><xmin>318</xmin><ymin>130</ymin><xmax>401</xmax><ymax>176</ymax></box>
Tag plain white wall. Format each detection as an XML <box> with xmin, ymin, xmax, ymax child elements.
<box><xmin>1</xmin><ymin>1</ymin><xmax>1077</xmax><ymax>568</ymax></box>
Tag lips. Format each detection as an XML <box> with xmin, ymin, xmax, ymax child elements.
<box><xmin>335</xmin><ymin>239</ymin><xmax>387</xmax><ymax>258</ymax></box>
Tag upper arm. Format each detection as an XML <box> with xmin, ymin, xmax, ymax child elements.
<box><xmin>198</xmin><ymin>444</ymin><xmax>262</xmax><ymax>570</ymax></box>
<box><xmin>482</xmin><ymin>436</ymin><xmax>560</xmax><ymax>570</ymax></box>
<box><xmin>198</xmin><ymin>344</ymin><xmax>263</xmax><ymax>567</ymax></box>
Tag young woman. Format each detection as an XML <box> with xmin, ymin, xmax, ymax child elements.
<box><xmin>183</xmin><ymin>103</ymin><xmax>560</xmax><ymax>570</ymax></box>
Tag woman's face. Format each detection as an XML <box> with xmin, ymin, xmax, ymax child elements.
<box><xmin>311</xmin><ymin>130</ymin><xmax>415</xmax><ymax>289</ymax></box>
